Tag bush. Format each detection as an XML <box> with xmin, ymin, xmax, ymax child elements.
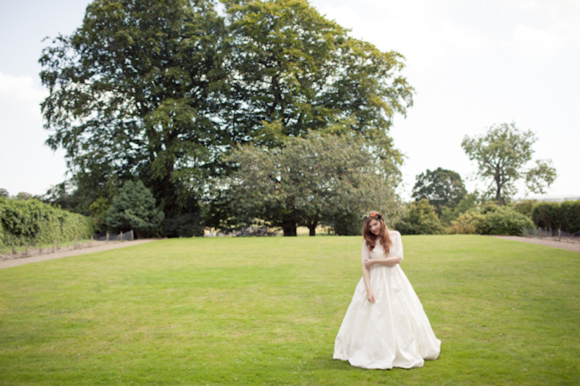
<box><xmin>510</xmin><ymin>200</ymin><xmax>537</xmax><ymax>218</ymax></box>
<box><xmin>0</xmin><ymin>197</ymin><xmax>95</xmax><ymax>248</ymax></box>
<box><xmin>447</xmin><ymin>211</ymin><xmax>485</xmax><ymax>234</ymax></box>
<box><xmin>395</xmin><ymin>199</ymin><xmax>443</xmax><ymax>235</ymax></box>
<box><xmin>477</xmin><ymin>207</ymin><xmax>534</xmax><ymax>236</ymax></box>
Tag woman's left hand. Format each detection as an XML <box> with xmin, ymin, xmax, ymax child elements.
<box><xmin>363</xmin><ymin>258</ymin><xmax>374</xmax><ymax>269</ymax></box>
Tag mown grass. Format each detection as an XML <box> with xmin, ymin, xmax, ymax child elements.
<box><xmin>0</xmin><ymin>235</ymin><xmax>578</xmax><ymax>385</ymax></box>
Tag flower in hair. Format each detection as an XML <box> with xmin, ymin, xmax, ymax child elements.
<box><xmin>369</xmin><ymin>211</ymin><xmax>383</xmax><ymax>221</ymax></box>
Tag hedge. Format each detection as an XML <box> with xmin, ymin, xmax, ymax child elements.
<box><xmin>532</xmin><ymin>200</ymin><xmax>580</xmax><ymax>233</ymax></box>
<box><xmin>0</xmin><ymin>198</ymin><xmax>95</xmax><ymax>248</ymax></box>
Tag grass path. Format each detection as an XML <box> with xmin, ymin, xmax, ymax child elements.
<box><xmin>0</xmin><ymin>235</ymin><xmax>578</xmax><ymax>385</ymax></box>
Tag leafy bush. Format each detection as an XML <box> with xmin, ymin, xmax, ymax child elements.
<box><xmin>510</xmin><ymin>200</ymin><xmax>537</xmax><ymax>218</ymax></box>
<box><xmin>477</xmin><ymin>207</ymin><xmax>534</xmax><ymax>236</ymax></box>
<box><xmin>395</xmin><ymin>199</ymin><xmax>443</xmax><ymax>235</ymax></box>
<box><xmin>0</xmin><ymin>197</ymin><xmax>95</xmax><ymax>248</ymax></box>
<box><xmin>447</xmin><ymin>211</ymin><xmax>485</xmax><ymax>234</ymax></box>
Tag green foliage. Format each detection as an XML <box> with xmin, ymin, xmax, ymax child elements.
<box><xmin>106</xmin><ymin>181</ymin><xmax>164</xmax><ymax>238</ymax></box>
<box><xmin>0</xmin><ymin>188</ymin><xmax>8</xmax><ymax>198</ymax></box>
<box><xmin>412</xmin><ymin>167</ymin><xmax>466</xmax><ymax>215</ymax></box>
<box><xmin>15</xmin><ymin>192</ymin><xmax>33</xmax><ymax>201</ymax></box>
<box><xmin>88</xmin><ymin>197</ymin><xmax>111</xmax><ymax>232</ymax></box>
<box><xmin>440</xmin><ymin>192</ymin><xmax>482</xmax><ymax>226</ymax></box>
<box><xmin>222</xmin><ymin>133</ymin><xmax>401</xmax><ymax>236</ymax></box>
<box><xmin>447</xmin><ymin>211</ymin><xmax>485</xmax><ymax>234</ymax></box>
<box><xmin>395</xmin><ymin>198</ymin><xmax>443</xmax><ymax>235</ymax></box>
<box><xmin>40</xmin><ymin>0</ymin><xmax>226</xmax><ymax>229</ymax></box>
<box><xmin>448</xmin><ymin>203</ymin><xmax>534</xmax><ymax>236</ymax></box>
<box><xmin>0</xmin><ymin>197</ymin><xmax>95</xmax><ymax>248</ymax></box>
<box><xmin>461</xmin><ymin>122</ymin><xmax>557</xmax><ymax>205</ymax></box>
<box><xmin>561</xmin><ymin>201</ymin><xmax>580</xmax><ymax>234</ymax></box>
<box><xmin>162</xmin><ymin>213</ymin><xmax>204</xmax><ymax>237</ymax></box>
<box><xmin>40</xmin><ymin>0</ymin><xmax>412</xmax><ymax>234</ymax></box>
<box><xmin>510</xmin><ymin>199</ymin><xmax>537</xmax><ymax>218</ymax></box>
<box><xmin>476</xmin><ymin>206</ymin><xmax>534</xmax><ymax>236</ymax></box>
<box><xmin>532</xmin><ymin>201</ymin><xmax>580</xmax><ymax>233</ymax></box>
<box><xmin>480</xmin><ymin>201</ymin><xmax>501</xmax><ymax>214</ymax></box>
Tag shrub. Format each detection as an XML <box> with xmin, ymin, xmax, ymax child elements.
<box><xmin>395</xmin><ymin>199</ymin><xmax>443</xmax><ymax>235</ymax></box>
<box><xmin>477</xmin><ymin>207</ymin><xmax>534</xmax><ymax>236</ymax></box>
<box><xmin>447</xmin><ymin>211</ymin><xmax>485</xmax><ymax>234</ymax></box>
<box><xmin>511</xmin><ymin>199</ymin><xmax>537</xmax><ymax>218</ymax></box>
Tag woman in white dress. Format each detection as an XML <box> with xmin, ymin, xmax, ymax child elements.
<box><xmin>333</xmin><ymin>211</ymin><xmax>441</xmax><ymax>369</ymax></box>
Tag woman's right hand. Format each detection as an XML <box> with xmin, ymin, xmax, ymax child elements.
<box><xmin>366</xmin><ymin>290</ymin><xmax>375</xmax><ymax>304</ymax></box>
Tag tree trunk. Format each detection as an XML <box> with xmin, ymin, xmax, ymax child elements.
<box><xmin>495</xmin><ymin>165</ymin><xmax>504</xmax><ymax>205</ymax></box>
<box><xmin>308</xmin><ymin>217</ymin><xmax>318</xmax><ymax>236</ymax></box>
<box><xmin>309</xmin><ymin>225</ymin><xmax>316</xmax><ymax>236</ymax></box>
<box><xmin>282</xmin><ymin>225</ymin><xmax>297</xmax><ymax>236</ymax></box>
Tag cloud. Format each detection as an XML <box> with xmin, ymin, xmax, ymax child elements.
<box><xmin>0</xmin><ymin>72</ymin><xmax>47</xmax><ymax>116</ymax></box>
<box><xmin>500</xmin><ymin>0</ymin><xmax>580</xmax><ymax>55</ymax></box>
<box><xmin>502</xmin><ymin>23</ymin><xmax>575</xmax><ymax>56</ymax></box>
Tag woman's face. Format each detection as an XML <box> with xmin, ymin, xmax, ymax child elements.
<box><xmin>369</xmin><ymin>219</ymin><xmax>381</xmax><ymax>235</ymax></box>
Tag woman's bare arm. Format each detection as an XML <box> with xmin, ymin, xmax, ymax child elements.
<box><xmin>364</xmin><ymin>256</ymin><xmax>402</xmax><ymax>269</ymax></box>
<box><xmin>361</xmin><ymin>241</ymin><xmax>375</xmax><ymax>303</ymax></box>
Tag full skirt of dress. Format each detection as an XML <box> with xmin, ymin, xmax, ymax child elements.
<box><xmin>333</xmin><ymin>264</ymin><xmax>441</xmax><ymax>369</ymax></box>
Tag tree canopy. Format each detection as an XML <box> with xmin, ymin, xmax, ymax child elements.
<box><xmin>40</xmin><ymin>0</ymin><xmax>414</xmax><ymax>236</ymax></box>
<box><xmin>411</xmin><ymin>167</ymin><xmax>466</xmax><ymax>215</ymax></box>
<box><xmin>217</xmin><ymin>133</ymin><xmax>401</xmax><ymax>236</ymax></box>
<box><xmin>461</xmin><ymin>122</ymin><xmax>557</xmax><ymax>205</ymax></box>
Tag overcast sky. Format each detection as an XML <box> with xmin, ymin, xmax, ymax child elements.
<box><xmin>1</xmin><ymin>0</ymin><xmax>579</xmax><ymax>200</ymax></box>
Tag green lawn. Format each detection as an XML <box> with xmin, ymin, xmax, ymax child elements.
<box><xmin>0</xmin><ymin>236</ymin><xmax>578</xmax><ymax>385</ymax></box>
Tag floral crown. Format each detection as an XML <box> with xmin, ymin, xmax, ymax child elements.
<box><xmin>368</xmin><ymin>211</ymin><xmax>383</xmax><ymax>221</ymax></box>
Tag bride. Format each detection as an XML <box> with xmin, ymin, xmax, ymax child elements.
<box><xmin>333</xmin><ymin>211</ymin><xmax>441</xmax><ymax>369</ymax></box>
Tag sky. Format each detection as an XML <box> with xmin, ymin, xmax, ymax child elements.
<box><xmin>1</xmin><ymin>0</ymin><xmax>579</xmax><ymax>201</ymax></box>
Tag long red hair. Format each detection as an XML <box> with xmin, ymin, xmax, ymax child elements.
<box><xmin>362</xmin><ymin>215</ymin><xmax>392</xmax><ymax>253</ymax></box>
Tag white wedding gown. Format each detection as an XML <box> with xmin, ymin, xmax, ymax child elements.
<box><xmin>333</xmin><ymin>231</ymin><xmax>441</xmax><ymax>369</ymax></box>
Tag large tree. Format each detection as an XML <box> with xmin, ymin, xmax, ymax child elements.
<box><xmin>40</xmin><ymin>0</ymin><xmax>413</xmax><ymax>235</ymax></box>
<box><xmin>461</xmin><ymin>122</ymin><xmax>557</xmax><ymax>205</ymax></box>
<box><xmin>40</xmin><ymin>0</ymin><xmax>226</xmax><ymax>234</ymax></box>
<box><xmin>411</xmin><ymin>167</ymin><xmax>466</xmax><ymax>215</ymax></box>
<box><xmin>222</xmin><ymin>0</ymin><xmax>413</xmax><ymax>149</ymax></box>
<box><xmin>220</xmin><ymin>133</ymin><xmax>401</xmax><ymax>236</ymax></box>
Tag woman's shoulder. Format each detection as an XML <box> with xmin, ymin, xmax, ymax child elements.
<box><xmin>388</xmin><ymin>230</ymin><xmax>401</xmax><ymax>237</ymax></box>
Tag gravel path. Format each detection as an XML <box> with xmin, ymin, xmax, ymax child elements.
<box><xmin>492</xmin><ymin>236</ymin><xmax>580</xmax><ymax>253</ymax></box>
<box><xmin>0</xmin><ymin>239</ymin><xmax>158</xmax><ymax>269</ymax></box>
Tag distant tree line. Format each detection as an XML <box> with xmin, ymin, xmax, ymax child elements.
<box><xmin>394</xmin><ymin>122</ymin><xmax>561</xmax><ymax>236</ymax></box>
